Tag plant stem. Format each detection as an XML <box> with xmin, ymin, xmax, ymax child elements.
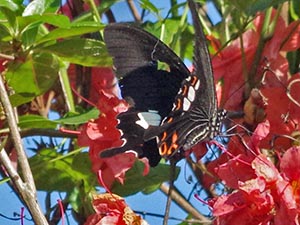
<box><xmin>0</xmin><ymin>74</ymin><xmax>48</xmax><ymax>225</ymax></box>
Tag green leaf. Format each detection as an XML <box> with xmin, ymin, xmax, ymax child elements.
<box><xmin>38</xmin><ymin>38</ymin><xmax>112</xmax><ymax>67</ymax></box>
<box><xmin>21</xmin><ymin>20</ymin><xmax>40</xmax><ymax>47</ymax></box>
<box><xmin>226</xmin><ymin>0</ymin><xmax>288</xmax><ymax>16</ymax></box>
<box><xmin>29</xmin><ymin>149</ymin><xmax>97</xmax><ymax>192</ymax></box>
<box><xmin>9</xmin><ymin>92</ymin><xmax>36</xmax><ymax>107</ymax></box>
<box><xmin>18</xmin><ymin>14</ymin><xmax>70</xmax><ymax>32</ymax></box>
<box><xmin>18</xmin><ymin>115</ymin><xmax>58</xmax><ymax>129</ymax></box>
<box><xmin>140</xmin><ymin>0</ymin><xmax>160</xmax><ymax>16</ymax></box>
<box><xmin>246</xmin><ymin>0</ymin><xmax>287</xmax><ymax>15</ymax></box>
<box><xmin>144</xmin><ymin>19</ymin><xmax>193</xmax><ymax>60</ymax></box>
<box><xmin>0</xmin><ymin>6</ymin><xmax>17</xmax><ymax>28</ymax></box>
<box><xmin>30</xmin><ymin>149</ymin><xmax>76</xmax><ymax>192</ymax></box>
<box><xmin>290</xmin><ymin>0</ymin><xmax>300</xmax><ymax>20</ymax></box>
<box><xmin>22</xmin><ymin>0</ymin><xmax>61</xmax><ymax>15</ymax></box>
<box><xmin>6</xmin><ymin>52</ymin><xmax>60</xmax><ymax>105</ymax></box>
<box><xmin>0</xmin><ymin>23</ymin><xmax>12</xmax><ymax>40</ymax></box>
<box><xmin>23</xmin><ymin>0</ymin><xmax>47</xmax><ymax>16</ymax></box>
<box><xmin>36</xmin><ymin>24</ymin><xmax>104</xmax><ymax>45</ymax></box>
<box><xmin>0</xmin><ymin>0</ymin><xmax>20</xmax><ymax>12</ymax></box>
<box><xmin>55</xmin><ymin>108</ymin><xmax>100</xmax><ymax>125</ymax></box>
<box><xmin>111</xmin><ymin>161</ymin><xmax>180</xmax><ymax>196</ymax></box>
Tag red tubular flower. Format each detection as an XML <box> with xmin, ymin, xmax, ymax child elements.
<box><xmin>210</xmin><ymin>155</ymin><xmax>298</xmax><ymax>225</ymax></box>
<box><xmin>280</xmin><ymin>147</ymin><xmax>300</xmax><ymax>208</ymax></box>
<box><xmin>78</xmin><ymin>90</ymin><xmax>138</xmax><ymax>187</ymax></box>
<box><xmin>212</xmin><ymin>9</ymin><xmax>300</xmax><ymax>112</ymax></box>
<box><xmin>84</xmin><ymin>193</ymin><xmax>149</xmax><ymax>225</ymax></box>
<box><xmin>212</xmin><ymin>29</ymin><xmax>259</xmax><ymax>111</ymax></box>
<box><xmin>260</xmin><ymin>73</ymin><xmax>300</xmax><ymax>150</ymax></box>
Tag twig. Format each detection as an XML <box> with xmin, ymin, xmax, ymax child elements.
<box><xmin>160</xmin><ymin>182</ymin><xmax>211</xmax><ymax>223</ymax></box>
<box><xmin>0</xmin><ymin>74</ymin><xmax>35</xmax><ymax>190</ymax></box>
<box><xmin>0</xmin><ymin>74</ymin><xmax>48</xmax><ymax>225</ymax></box>
<box><xmin>0</xmin><ymin>149</ymin><xmax>48</xmax><ymax>225</ymax></box>
<box><xmin>162</xmin><ymin>159</ymin><xmax>176</xmax><ymax>225</ymax></box>
<box><xmin>126</xmin><ymin>0</ymin><xmax>141</xmax><ymax>22</ymax></box>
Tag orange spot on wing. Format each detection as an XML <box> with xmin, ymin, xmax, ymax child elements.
<box><xmin>159</xmin><ymin>142</ymin><xmax>168</xmax><ymax>156</ymax></box>
<box><xmin>159</xmin><ymin>132</ymin><xmax>180</xmax><ymax>157</ymax></box>
<box><xmin>161</xmin><ymin>131</ymin><xmax>167</xmax><ymax>141</ymax></box>
<box><xmin>175</xmin><ymin>99</ymin><xmax>182</xmax><ymax>110</ymax></box>
<box><xmin>165</xmin><ymin>117</ymin><xmax>173</xmax><ymax>123</ymax></box>
<box><xmin>191</xmin><ymin>76</ymin><xmax>198</xmax><ymax>86</ymax></box>
<box><xmin>182</xmin><ymin>85</ymin><xmax>188</xmax><ymax>95</ymax></box>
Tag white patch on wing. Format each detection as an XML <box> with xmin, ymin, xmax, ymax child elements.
<box><xmin>125</xmin><ymin>150</ymin><xmax>138</xmax><ymax>157</ymax></box>
<box><xmin>136</xmin><ymin>113</ymin><xmax>149</xmax><ymax>129</ymax></box>
<box><xmin>187</xmin><ymin>87</ymin><xmax>195</xmax><ymax>102</ymax></box>
<box><xmin>140</xmin><ymin>111</ymin><xmax>161</xmax><ymax>126</ymax></box>
<box><xmin>183</xmin><ymin>98</ymin><xmax>191</xmax><ymax>111</ymax></box>
<box><xmin>120</xmin><ymin>138</ymin><xmax>127</xmax><ymax>146</ymax></box>
<box><xmin>194</xmin><ymin>79</ymin><xmax>200</xmax><ymax>90</ymax></box>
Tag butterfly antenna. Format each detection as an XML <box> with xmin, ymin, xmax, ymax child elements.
<box><xmin>163</xmin><ymin>159</ymin><xmax>176</xmax><ymax>225</ymax></box>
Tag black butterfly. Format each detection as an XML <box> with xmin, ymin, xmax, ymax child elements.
<box><xmin>100</xmin><ymin>0</ymin><xmax>226</xmax><ymax>167</ymax></box>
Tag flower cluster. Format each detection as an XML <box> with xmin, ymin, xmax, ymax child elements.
<box><xmin>203</xmin><ymin>9</ymin><xmax>300</xmax><ymax>224</ymax></box>
<box><xmin>84</xmin><ymin>193</ymin><xmax>149</xmax><ymax>225</ymax></box>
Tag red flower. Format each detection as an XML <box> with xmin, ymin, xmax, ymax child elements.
<box><xmin>89</xmin><ymin>67</ymin><xmax>120</xmax><ymax>103</ymax></box>
<box><xmin>212</xmin><ymin>9</ymin><xmax>300</xmax><ymax>112</ymax></box>
<box><xmin>210</xmin><ymin>154</ymin><xmax>298</xmax><ymax>225</ymax></box>
<box><xmin>84</xmin><ymin>193</ymin><xmax>149</xmax><ymax>225</ymax></box>
<box><xmin>212</xmin><ymin>29</ymin><xmax>259</xmax><ymax>110</ymax></box>
<box><xmin>78</xmin><ymin>91</ymin><xmax>135</xmax><ymax>187</ymax></box>
<box><xmin>260</xmin><ymin>73</ymin><xmax>300</xmax><ymax>150</ymax></box>
<box><xmin>202</xmin><ymin>121</ymin><xmax>270</xmax><ymax>189</ymax></box>
<box><xmin>280</xmin><ymin>147</ymin><xmax>300</xmax><ymax>208</ymax></box>
<box><xmin>78</xmin><ymin>90</ymin><xmax>150</xmax><ymax>187</ymax></box>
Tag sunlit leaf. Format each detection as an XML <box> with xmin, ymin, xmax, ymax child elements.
<box><xmin>290</xmin><ymin>0</ymin><xmax>300</xmax><ymax>20</ymax></box>
<box><xmin>140</xmin><ymin>0</ymin><xmax>160</xmax><ymax>16</ymax></box>
<box><xmin>36</xmin><ymin>24</ymin><xmax>104</xmax><ymax>45</ymax></box>
<box><xmin>29</xmin><ymin>149</ymin><xmax>97</xmax><ymax>192</ymax></box>
<box><xmin>23</xmin><ymin>0</ymin><xmax>47</xmax><ymax>16</ymax></box>
<box><xmin>19</xmin><ymin>115</ymin><xmax>58</xmax><ymax>129</ymax></box>
<box><xmin>38</xmin><ymin>38</ymin><xmax>112</xmax><ymax>66</ymax></box>
<box><xmin>6</xmin><ymin>52</ymin><xmax>59</xmax><ymax>105</ymax></box>
<box><xmin>0</xmin><ymin>6</ymin><xmax>17</xmax><ymax>28</ymax></box>
<box><xmin>0</xmin><ymin>0</ymin><xmax>20</xmax><ymax>12</ymax></box>
<box><xmin>17</xmin><ymin>14</ymin><xmax>70</xmax><ymax>32</ymax></box>
<box><xmin>21</xmin><ymin>20</ymin><xmax>40</xmax><ymax>47</ymax></box>
<box><xmin>55</xmin><ymin>108</ymin><xmax>100</xmax><ymax>125</ymax></box>
<box><xmin>111</xmin><ymin>161</ymin><xmax>179</xmax><ymax>196</ymax></box>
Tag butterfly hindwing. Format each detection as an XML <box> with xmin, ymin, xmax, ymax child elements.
<box><xmin>100</xmin><ymin>111</ymin><xmax>162</xmax><ymax>166</ymax></box>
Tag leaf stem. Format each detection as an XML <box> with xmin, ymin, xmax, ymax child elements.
<box><xmin>59</xmin><ymin>67</ymin><xmax>76</xmax><ymax>113</ymax></box>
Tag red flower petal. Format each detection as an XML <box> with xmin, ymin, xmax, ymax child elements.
<box><xmin>280</xmin><ymin>146</ymin><xmax>300</xmax><ymax>181</ymax></box>
<box><xmin>216</xmin><ymin>154</ymin><xmax>256</xmax><ymax>189</ymax></box>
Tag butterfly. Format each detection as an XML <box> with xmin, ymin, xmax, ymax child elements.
<box><xmin>100</xmin><ymin>0</ymin><xmax>226</xmax><ymax>167</ymax></box>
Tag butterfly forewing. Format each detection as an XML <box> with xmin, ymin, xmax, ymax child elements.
<box><xmin>104</xmin><ymin>23</ymin><xmax>190</xmax><ymax>118</ymax></box>
<box><xmin>144</xmin><ymin>0</ymin><xmax>226</xmax><ymax>158</ymax></box>
<box><xmin>101</xmin><ymin>23</ymin><xmax>191</xmax><ymax>166</ymax></box>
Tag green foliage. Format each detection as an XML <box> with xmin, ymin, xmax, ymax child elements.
<box><xmin>29</xmin><ymin>149</ymin><xmax>97</xmax><ymax>192</ymax></box>
<box><xmin>111</xmin><ymin>161</ymin><xmax>180</xmax><ymax>196</ymax></box>
<box><xmin>38</xmin><ymin>38</ymin><xmax>111</xmax><ymax>66</ymax></box>
<box><xmin>18</xmin><ymin>108</ymin><xmax>99</xmax><ymax>128</ymax></box>
<box><xmin>56</xmin><ymin>108</ymin><xmax>99</xmax><ymax>125</ymax></box>
<box><xmin>0</xmin><ymin>0</ymin><xmax>109</xmax><ymax>106</ymax></box>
